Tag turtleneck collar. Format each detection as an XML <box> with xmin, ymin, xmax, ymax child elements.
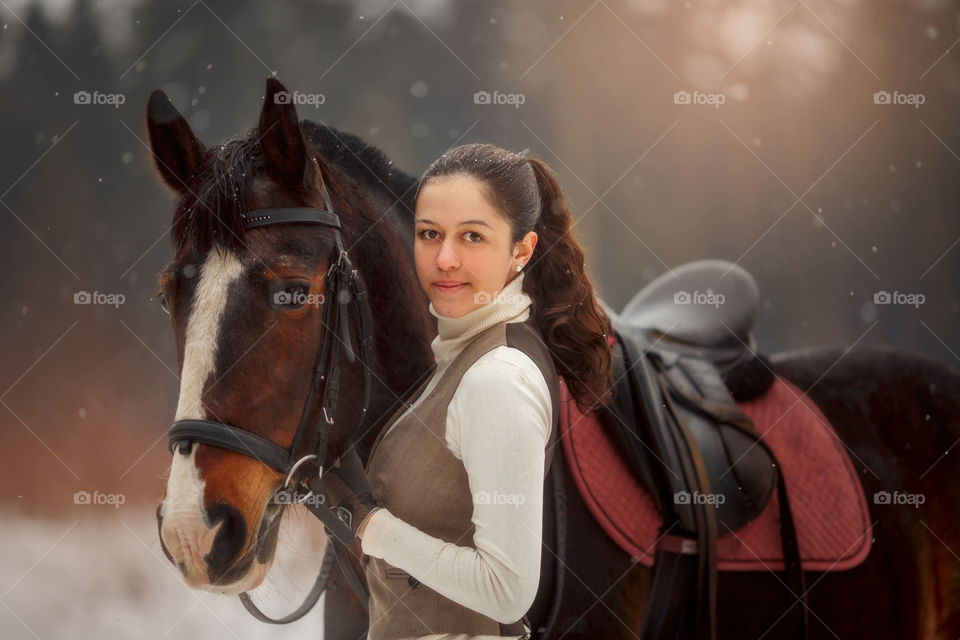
<box><xmin>428</xmin><ymin>271</ymin><xmax>532</xmax><ymax>367</ymax></box>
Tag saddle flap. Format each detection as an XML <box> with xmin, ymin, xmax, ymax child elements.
<box><xmin>607</xmin><ymin>324</ymin><xmax>777</xmax><ymax>534</ymax></box>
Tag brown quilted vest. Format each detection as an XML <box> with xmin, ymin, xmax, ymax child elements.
<box><xmin>363</xmin><ymin>319</ymin><xmax>560</xmax><ymax>640</ymax></box>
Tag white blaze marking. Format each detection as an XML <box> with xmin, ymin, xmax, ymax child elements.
<box><xmin>162</xmin><ymin>248</ymin><xmax>244</xmax><ymax>576</ymax></box>
<box><xmin>174</xmin><ymin>248</ymin><xmax>244</xmax><ymax>421</ymax></box>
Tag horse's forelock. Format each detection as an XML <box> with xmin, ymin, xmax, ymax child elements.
<box><xmin>172</xmin><ymin>134</ymin><xmax>262</xmax><ymax>255</ymax></box>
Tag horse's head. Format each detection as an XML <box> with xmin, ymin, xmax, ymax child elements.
<box><xmin>148</xmin><ymin>78</ymin><xmax>367</xmax><ymax>594</ymax></box>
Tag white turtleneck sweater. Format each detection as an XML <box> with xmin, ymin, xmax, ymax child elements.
<box><xmin>360</xmin><ymin>272</ymin><xmax>552</xmax><ymax>639</ymax></box>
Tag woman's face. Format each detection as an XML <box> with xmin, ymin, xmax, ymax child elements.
<box><xmin>414</xmin><ymin>175</ymin><xmax>534</xmax><ymax>318</ymax></box>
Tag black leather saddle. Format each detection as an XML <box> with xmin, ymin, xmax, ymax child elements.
<box><xmin>598</xmin><ymin>260</ymin><xmax>806</xmax><ymax>640</ymax></box>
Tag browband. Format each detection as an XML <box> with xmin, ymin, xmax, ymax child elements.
<box><xmin>241</xmin><ymin>207</ymin><xmax>340</xmax><ymax>230</ymax></box>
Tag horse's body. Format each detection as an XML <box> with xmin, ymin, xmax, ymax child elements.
<box><xmin>149</xmin><ymin>80</ymin><xmax>960</xmax><ymax>639</ymax></box>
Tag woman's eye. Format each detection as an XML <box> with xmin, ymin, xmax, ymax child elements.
<box><xmin>270</xmin><ymin>282</ymin><xmax>312</xmax><ymax>309</ymax></box>
<box><xmin>418</xmin><ymin>229</ymin><xmax>439</xmax><ymax>241</ymax></box>
<box><xmin>464</xmin><ymin>231</ymin><xmax>483</xmax><ymax>242</ymax></box>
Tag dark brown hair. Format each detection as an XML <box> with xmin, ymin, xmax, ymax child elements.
<box><xmin>420</xmin><ymin>143</ymin><xmax>613</xmax><ymax>409</ymax></box>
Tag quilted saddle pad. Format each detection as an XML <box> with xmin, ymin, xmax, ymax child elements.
<box><xmin>559</xmin><ymin>375</ymin><xmax>872</xmax><ymax>571</ymax></box>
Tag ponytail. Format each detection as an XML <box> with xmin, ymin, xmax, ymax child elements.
<box><xmin>525</xmin><ymin>157</ymin><xmax>613</xmax><ymax>409</ymax></box>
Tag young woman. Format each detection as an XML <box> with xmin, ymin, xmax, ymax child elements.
<box><xmin>328</xmin><ymin>143</ymin><xmax>613</xmax><ymax>640</ymax></box>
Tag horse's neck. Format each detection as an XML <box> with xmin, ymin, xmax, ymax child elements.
<box><xmin>306</xmin><ymin>128</ymin><xmax>433</xmax><ymax>453</ymax></box>
<box><xmin>333</xmin><ymin>175</ymin><xmax>434</xmax><ymax>459</ymax></box>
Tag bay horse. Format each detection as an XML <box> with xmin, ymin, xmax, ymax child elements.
<box><xmin>148</xmin><ymin>78</ymin><xmax>960</xmax><ymax>639</ymax></box>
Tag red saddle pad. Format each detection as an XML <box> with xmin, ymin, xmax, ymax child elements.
<box><xmin>559</xmin><ymin>374</ymin><xmax>872</xmax><ymax>571</ymax></box>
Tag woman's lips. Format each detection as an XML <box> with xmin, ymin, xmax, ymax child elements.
<box><xmin>433</xmin><ymin>281</ymin><xmax>467</xmax><ymax>293</ymax></box>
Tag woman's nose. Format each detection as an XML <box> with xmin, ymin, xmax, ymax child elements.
<box><xmin>436</xmin><ymin>240</ymin><xmax>460</xmax><ymax>270</ymax></box>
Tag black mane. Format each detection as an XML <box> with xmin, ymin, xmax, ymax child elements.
<box><xmin>170</xmin><ymin>123</ymin><xmax>417</xmax><ymax>254</ymax></box>
<box><xmin>301</xmin><ymin>121</ymin><xmax>418</xmax><ymax>208</ymax></box>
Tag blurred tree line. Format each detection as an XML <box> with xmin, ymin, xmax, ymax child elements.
<box><xmin>1</xmin><ymin>0</ymin><xmax>959</xmax><ymax>503</ymax></box>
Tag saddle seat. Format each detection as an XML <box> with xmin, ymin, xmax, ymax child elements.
<box><xmin>614</xmin><ymin>259</ymin><xmax>761</xmax><ymax>368</ymax></box>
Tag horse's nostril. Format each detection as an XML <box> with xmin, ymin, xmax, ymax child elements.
<box><xmin>204</xmin><ymin>502</ymin><xmax>248</xmax><ymax>584</ymax></box>
<box><xmin>177</xmin><ymin>440</ymin><xmax>193</xmax><ymax>455</ymax></box>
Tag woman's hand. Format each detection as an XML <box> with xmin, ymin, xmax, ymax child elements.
<box><xmin>321</xmin><ymin>449</ymin><xmax>380</xmax><ymax>540</ymax></box>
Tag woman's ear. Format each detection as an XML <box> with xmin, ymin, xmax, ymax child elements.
<box><xmin>514</xmin><ymin>231</ymin><xmax>538</xmax><ymax>265</ymax></box>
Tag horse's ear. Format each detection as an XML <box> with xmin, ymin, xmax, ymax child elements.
<box><xmin>146</xmin><ymin>90</ymin><xmax>204</xmax><ymax>194</ymax></box>
<box><xmin>259</xmin><ymin>77</ymin><xmax>318</xmax><ymax>193</ymax></box>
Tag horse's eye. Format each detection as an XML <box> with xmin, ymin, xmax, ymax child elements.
<box><xmin>270</xmin><ymin>282</ymin><xmax>313</xmax><ymax>309</ymax></box>
<box><xmin>158</xmin><ymin>293</ymin><xmax>170</xmax><ymax>315</ymax></box>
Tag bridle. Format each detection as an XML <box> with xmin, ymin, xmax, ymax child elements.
<box><xmin>165</xmin><ymin>185</ymin><xmax>374</xmax><ymax>622</ymax></box>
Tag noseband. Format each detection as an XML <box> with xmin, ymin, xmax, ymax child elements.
<box><xmin>166</xmin><ymin>185</ymin><xmax>373</xmax><ymax>547</ymax></box>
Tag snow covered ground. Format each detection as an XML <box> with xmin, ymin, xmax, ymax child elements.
<box><xmin>0</xmin><ymin>507</ymin><xmax>335</xmax><ymax>639</ymax></box>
